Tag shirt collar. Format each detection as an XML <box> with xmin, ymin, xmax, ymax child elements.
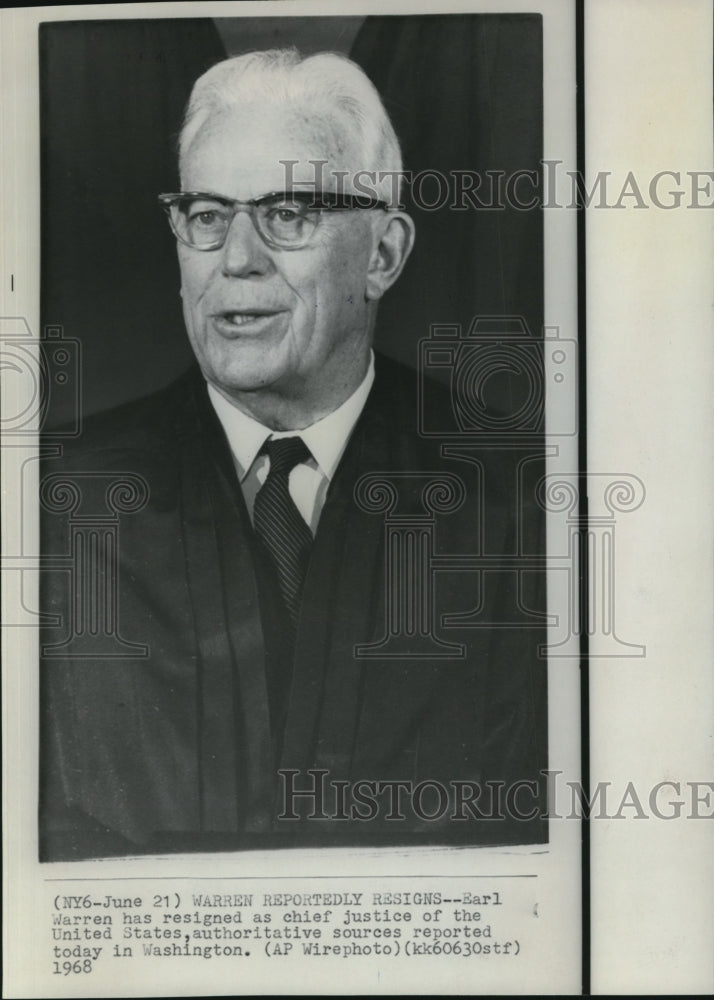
<box><xmin>207</xmin><ymin>352</ymin><xmax>375</xmax><ymax>482</ymax></box>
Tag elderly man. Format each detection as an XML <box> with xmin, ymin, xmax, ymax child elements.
<box><xmin>40</xmin><ymin>49</ymin><xmax>547</xmax><ymax>859</ymax></box>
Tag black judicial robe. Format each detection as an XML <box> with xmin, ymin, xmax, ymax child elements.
<box><xmin>39</xmin><ymin>354</ymin><xmax>548</xmax><ymax>860</ymax></box>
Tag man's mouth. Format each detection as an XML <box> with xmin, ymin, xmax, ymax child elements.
<box><xmin>223</xmin><ymin>312</ymin><xmax>265</xmax><ymax>326</ymax></box>
<box><xmin>211</xmin><ymin>310</ymin><xmax>284</xmax><ymax>335</ymax></box>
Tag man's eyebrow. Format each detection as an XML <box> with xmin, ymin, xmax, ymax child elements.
<box><xmin>176</xmin><ymin>191</ymin><xmax>233</xmax><ymax>202</ymax></box>
<box><xmin>177</xmin><ymin>190</ymin><xmax>319</xmax><ymax>202</ymax></box>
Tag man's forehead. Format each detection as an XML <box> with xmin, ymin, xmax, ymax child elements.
<box><xmin>181</xmin><ymin>103</ymin><xmax>357</xmax><ymax>194</ymax></box>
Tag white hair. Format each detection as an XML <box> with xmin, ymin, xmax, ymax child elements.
<box><xmin>178</xmin><ymin>48</ymin><xmax>403</xmax><ymax>203</ymax></box>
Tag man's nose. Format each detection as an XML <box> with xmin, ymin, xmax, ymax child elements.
<box><xmin>220</xmin><ymin>209</ymin><xmax>272</xmax><ymax>277</ymax></box>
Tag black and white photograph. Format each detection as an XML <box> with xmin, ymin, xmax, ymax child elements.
<box><xmin>38</xmin><ymin>13</ymin><xmax>551</xmax><ymax>861</ymax></box>
<box><xmin>2</xmin><ymin>1</ymin><xmax>712</xmax><ymax>996</ymax></box>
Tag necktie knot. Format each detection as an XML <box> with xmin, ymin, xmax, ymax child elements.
<box><xmin>262</xmin><ymin>436</ymin><xmax>311</xmax><ymax>475</ymax></box>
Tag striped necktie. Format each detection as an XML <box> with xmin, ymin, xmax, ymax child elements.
<box><xmin>252</xmin><ymin>437</ymin><xmax>313</xmax><ymax>630</ymax></box>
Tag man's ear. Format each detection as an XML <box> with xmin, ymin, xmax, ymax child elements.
<box><xmin>365</xmin><ymin>212</ymin><xmax>416</xmax><ymax>301</ymax></box>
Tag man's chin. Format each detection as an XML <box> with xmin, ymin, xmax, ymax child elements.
<box><xmin>201</xmin><ymin>341</ymin><xmax>290</xmax><ymax>396</ymax></box>
<box><xmin>204</xmin><ymin>357</ymin><xmax>290</xmax><ymax>401</ymax></box>
<box><xmin>209</xmin><ymin>372</ymin><xmax>278</xmax><ymax>399</ymax></box>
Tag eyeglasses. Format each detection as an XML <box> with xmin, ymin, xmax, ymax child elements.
<box><xmin>158</xmin><ymin>190</ymin><xmax>389</xmax><ymax>251</ymax></box>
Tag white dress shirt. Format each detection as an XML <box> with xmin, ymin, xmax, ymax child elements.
<box><xmin>207</xmin><ymin>354</ymin><xmax>375</xmax><ymax>536</ymax></box>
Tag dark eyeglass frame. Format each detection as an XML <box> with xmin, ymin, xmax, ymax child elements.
<box><xmin>157</xmin><ymin>189</ymin><xmax>390</xmax><ymax>251</ymax></box>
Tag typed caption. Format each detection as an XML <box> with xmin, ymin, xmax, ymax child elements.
<box><xmin>47</xmin><ymin>877</ymin><xmax>533</xmax><ymax>983</ymax></box>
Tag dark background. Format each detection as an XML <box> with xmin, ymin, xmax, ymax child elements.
<box><xmin>40</xmin><ymin>14</ymin><xmax>543</xmax><ymax>425</ymax></box>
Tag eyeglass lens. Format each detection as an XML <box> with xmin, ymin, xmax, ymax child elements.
<box><xmin>169</xmin><ymin>195</ymin><xmax>320</xmax><ymax>249</ymax></box>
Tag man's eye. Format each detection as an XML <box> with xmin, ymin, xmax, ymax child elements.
<box><xmin>266</xmin><ymin>204</ymin><xmax>308</xmax><ymax>224</ymax></box>
<box><xmin>182</xmin><ymin>197</ymin><xmax>224</xmax><ymax>217</ymax></box>
<box><xmin>187</xmin><ymin>207</ymin><xmax>223</xmax><ymax>224</ymax></box>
